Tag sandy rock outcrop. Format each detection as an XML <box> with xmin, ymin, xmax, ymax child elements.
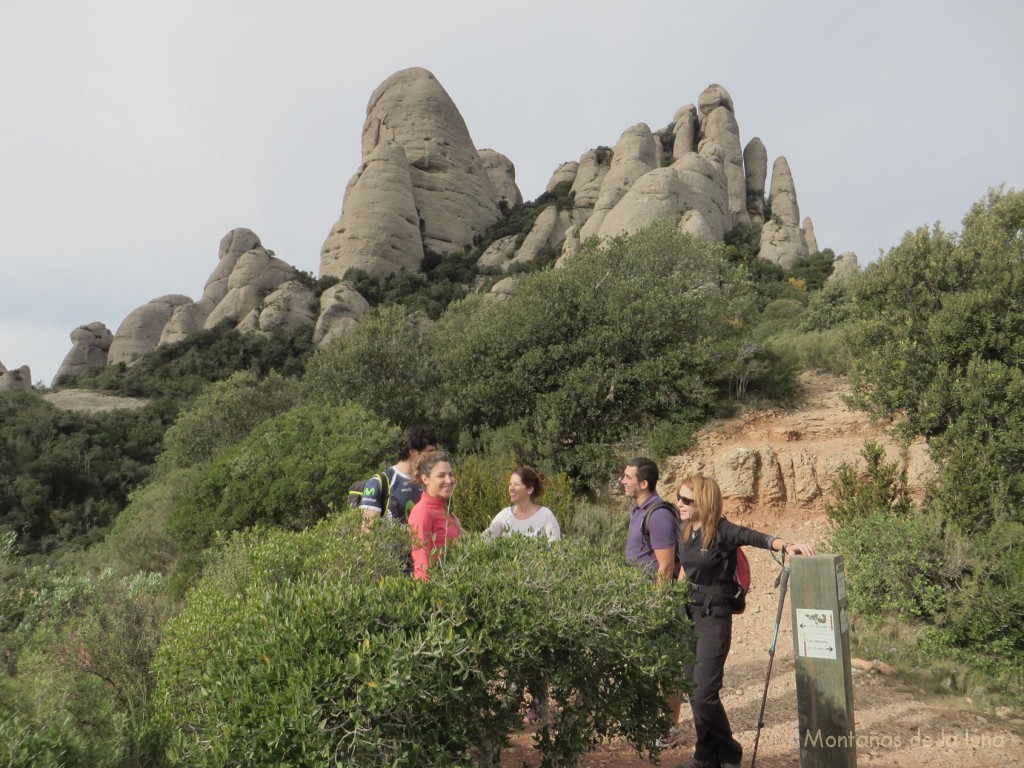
<box><xmin>251</xmin><ymin>280</ymin><xmax>317</xmax><ymax>337</ymax></box>
<box><xmin>673</xmin><ymin>146</ymin><xmax>729</xmax><ymax>241</ymax></box>
<box><xmin>478</xmin><ymin>149</ymin><xmax>523</xmax><ymax>209</ymax></box>
<box><xmin>672</xmin><ymin>104</ymin><xmax>698</xmax><ymax>159</ymax></box>
<box><xmin>546</xmin><ymin>161</ymin><xmax>579</xmax><ymax>192</ymax></box>
<box><xmin>831</xmin><ymin>251</ymin><xmax>859</xmax><ymax>279</ymax></box>
<box><xmin>570</xmin><ymin>148</ymin><xmax>612</xmax><ymax>211</ymax></box>
<box><xmin>700</xmin><ymin>102</ymin><xmax>747</xmax><ymax>228</ymax></box>
<box><xmin>579</xmin><ymin>125</ymin><xmax>659</xmax><ymax>241</ymax></box>
<box><xmin>802</xmin><ymin>217</ymin><xmax>819</xmax><ymax>255</ymax></box>
<box><xmin>663</xmin><ymin>372</ymin><xmax>937</xmax><ymax>511</ymax></box>
<box><xmin>477</xmin><ymin>235</ymin><xmax>520</xmax><ymax>272</ymax></box>
<box><xmin>54</xmin><ymin>322</ymin><xmax>113</xmax><ymax>383</ymax></box>
<box><xmin>0</xmin><ymin>364</ymin><xmax>32</xmax><ymax>391</ymax></box>
<box><xmin>312</xmin><ymin>282</ymin><xmax>371</xmax><ymax>347</ymax></box>
<box><xmin>485</xmin><ymin>275</ymin><xmax>519</xmax><ymax>303</ymax></box>
<box><xmin>759</xmin><ymin>157</ymin><xmax>809</xmax><ymax>268</ymax></box>
<box><xmin>108</xmin><ymin>295</ymin><xmax>193</xmax><ymax>366</ymax></box>
<box><xmin>161</xmin><ymin>228</ymin><xmax>265</xmax><ymax>345</ymax></box>
<box><xmin>743</xmin><ymin>138</ymin><xmax>768</xmax><ymax>226</ymax></box>
<box><xmin>204</xmin><ymin>247</ymin><xmax>299</xmax><ymax>329</ymax></box>
<box><xmin>357</xmin><ymin>67</ymin><xmax>500</xmax><ymax>255</ymax></box>
<box><xmin>321</xmin><ymin>141</ymin><xmax>425</xmax><ymax>280</ymax></box>
<box><xmin>595</xmin><ymin>167</ymin><xmax>684</xmax><ymax>239</ymax></box>
<box><xmin>514</xmin><ymin>207</ymin><xmax>576</xmax><ymax>266</ymax></box>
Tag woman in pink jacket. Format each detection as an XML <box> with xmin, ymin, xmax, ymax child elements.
<box><xmin>407</xmin><ymin>452</ymin><xmax>463</xmax><ymax>581</ymax></box>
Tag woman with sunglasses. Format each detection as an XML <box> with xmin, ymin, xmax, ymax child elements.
<box><xmin>672</xmin><ymin>473</ymin><xmax>815</xmax><ymax>768</ymax></box>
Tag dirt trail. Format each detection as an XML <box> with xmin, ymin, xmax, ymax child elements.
<box><xmin>501</xmin><ymin>373</ymin><xmax>1024</xmax><ymax>767</ymax></box>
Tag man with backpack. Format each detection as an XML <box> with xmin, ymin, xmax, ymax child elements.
<box><xmin>622</xmin><ymin>457</ymin><xmax>688</xmax><ymax>750</ymax></box>
<box><xmin>357</xmin><ymin>425</ymin><xmax>438</xmax><ymax>528</ymax></box>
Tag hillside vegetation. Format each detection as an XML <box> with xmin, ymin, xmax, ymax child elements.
<box><xmin>0</xmin><ymin>189</ymin><xmax>1021</xmax><ymax>765</ymax></box>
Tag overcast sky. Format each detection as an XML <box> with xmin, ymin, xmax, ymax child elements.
<box><xmin>2</xmin><ymin>1</ymin><xmax>1022</xmax><ymax>386</ymax></box>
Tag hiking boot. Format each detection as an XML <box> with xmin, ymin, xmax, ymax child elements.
<box><xmin>673</xmin><ymin>759</ymin><xmax>719</xmax><ymax>768</ymax></box>
<box><xmin>654</xmin><ymin>725</ymin><xmax>687</xmax><ymax>749</ymax></box>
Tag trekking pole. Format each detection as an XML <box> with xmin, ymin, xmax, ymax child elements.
<box><xmin>749</xmin><ymin>559</ymin><xmax>791</xmax><ymax>768</ymax></box>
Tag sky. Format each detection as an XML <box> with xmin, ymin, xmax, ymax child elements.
<box><xmin>2</xmin><ymin>1</ymin><xmax>1022</xmax><ymax>386</ymax></box>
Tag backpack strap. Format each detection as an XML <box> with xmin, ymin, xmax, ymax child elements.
<box><xmin>640</xmin><ymin>500</ymin><xmax>682</xmax><ymax>577</ymax></box>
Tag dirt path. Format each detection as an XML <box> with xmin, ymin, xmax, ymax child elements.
<box><xmin>500</xmin><ymin>374</ymin><xmax>1024</xmax><ymax>767</ymax></box>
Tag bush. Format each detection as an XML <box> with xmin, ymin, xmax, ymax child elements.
<box><xmin>153</xmin><ymin>521</ymin><xmax>693</xmax><ymax>768</ymax></box>
<box><xmin>167</xmin><ymin>402</ymin><xmax>397</xmax><ymax>592</ymax></box>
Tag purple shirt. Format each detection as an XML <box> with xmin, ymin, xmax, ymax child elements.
<box><xmin>625</xmin><ymin>493</ymin><xmax>677</xmax><ymax>570</ymax></box>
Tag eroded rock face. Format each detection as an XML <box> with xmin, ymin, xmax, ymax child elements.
<box><xmin>204</xmin><ymin>248</ymin><xmax>299</xmax><ymax>329</ymax></box>
<box><xmin>485</xmin><ymin>275</ymin><xmax>519</xmax><ymax>303</ymax></box>
<box><xmin>108</xmin><ymin>295</ymin><xmax>193</xmax><ymax>366</ymax></box>
<box><xmin>578</xmin><ymin>124</ymin><xmax>659</xmax><ymax>241</ymax></box>
<box><xmin>0</xmin><ymin>365</ymin><xmax>32</xmax><ymax>391</ymax></box>
<box><xmin>759</xmin><ymin>157</ymin><xmax>808</xmax><ymax>268</ymax></box>
<box><xmin>478</xmin><ymin>149</ymin><xmax>523</xmax><ymax>209</ymax></box>
<box><xmin>513</xmin><ymin>207</ymin><xmax>575</xmax><ymax>267</ymax></box>
<box><xmin>254</xmin><ymin>281</ymin><xmax>317</xmax><ymax>337</ymax></box>
<box><xmin>661</xmin><ymin>372</ymin><xmax>937</xmax><ymax>512</ymax></box>
<box><xmin>312</xmin><ymin>282</ymin><xmax>371</xmax><ymax>347</ymax></box>
<box><xmin>673</xmin><ymin>148</ymin><xmax>729</xmax><ymax>241</ymax></box>
<box><xmin>672</xmin><ymin>104</ymin><xmax>698</xmax><ymax>159</ymax></box>
<box><xmin>701</xmin><ymin>105</ymin><xmax>747</xmax><ymax>228</ymax></box>
<box><xmin>570</xmin><ymin>148</ymin><xmax>612</xmax><ymax>210</ymax></box>
<box><xmin>477</xmin><ymin>235</ymin><xmax>519</xmax><ymax>272</ymax></box>
<box><xmin>831</xmin><ymin>251</ymin><xmax>859</xmax><ymax>279</ymax></box>
<box><xmin>321</xmin><ymin>141</ymin><xmax>425</xmax><ymax>280</ymax></box>
<box><xmin>359</xmin><ymin>67</ymin><xmax>501</xmax><ymax>255</ymax></box>
<box><xmin>54</xmin><ymin>322</ymin><xmax>113</xmax><ymax>383</ymax></box>
<box><xmin>546</xmin><ymin>161</ymin><xmax>579</xmax><ymax>192</ymax></box>
<box><xmin>743</xmin><ymin>138</ymin><xmax>768</xmax><ymax>226</ymax></box>
<box><xmin>802</xmin><ymin>217</ymin><xmax>819</xmax><ymax>255</ymax></box>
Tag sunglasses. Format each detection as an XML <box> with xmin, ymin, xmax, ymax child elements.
<box><xmin>677</xmin><ymin>495</ymin><xmax>694</xmax><ymax>506</ymax></box>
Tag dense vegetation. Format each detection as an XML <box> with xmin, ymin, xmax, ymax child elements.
<box><xmin>2</xmin><ymin>187</ymin><xmax>1022</xmax><ymax>764</ymax></box>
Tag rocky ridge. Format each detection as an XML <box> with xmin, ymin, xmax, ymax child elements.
<box><xmin>52</xmin><ymin>69</ymin><xmax>854</xmax><ymax>385</ymax></box>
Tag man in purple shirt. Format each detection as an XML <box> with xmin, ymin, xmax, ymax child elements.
<box><xmin>623</xmin><ymin>457</ymin><xmax>687</xmax><ymax>750</ymax></box>
<box><xmin>623</xmin><ymin>457</ymin><xmax>677</xmax><ymax>584</ymax></box>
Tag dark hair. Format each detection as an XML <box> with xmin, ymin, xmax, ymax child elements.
<box><xmin>512</xmin><ymin>466</ymin><xmax>545</xmax><ymax>501</ymax></box>
<box><xmin>398</xmin><ymin>425</ymin><xmax>437</xmax><ymax>461</ymax></box>
<box><xmin>414</xmin><ymin>451</ymin><xmax>451</xmax><ymax>482</ymax></box>
<box><xmin>626</xmin><ymin>457</ymin><xmax>659</xmax><ymax>493</ymax></box>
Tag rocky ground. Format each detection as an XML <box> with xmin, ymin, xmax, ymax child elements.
<box><xmin>42</xmin><ymin>388</ymin><xmax>148</xmax><ymax>412</ymax></box>
<box><xmin>499</xmin><ymin>373</ymin><xmax>1024</xmax><ymax>767</ymax></box>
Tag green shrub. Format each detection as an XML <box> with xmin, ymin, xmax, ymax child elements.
<box><xmin>167</xmin><ymin>402</ymin><xmax>397</xmax><ymax>592</ymax></box>
<box><xmin>153</xmin><ymin>522</ymin><xmax>692</xmax><ymax>767</ymax></box>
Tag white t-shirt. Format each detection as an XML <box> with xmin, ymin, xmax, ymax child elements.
<box><xmin>484</xmin><ymin>506</ymin><xmax>561</xmax><ymax>542</ymax></box>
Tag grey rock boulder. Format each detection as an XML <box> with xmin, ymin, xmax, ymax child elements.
<box><xmin>579</xmin><ymin>124</ymin><xmax>659</xmax><ymax>241</ymax></box>
<box><xmin>830</xmin><ymin>252</ymin><xmax>859</xmax><ymax>279</ymax></box>
<box><xmin>0</xmin><ymin>365</ymin><xmax>32</xmax><ymax>392</ymax></box>
<box><xmin>313</xmin><ymin>282</ymin><xmax>371</xmax><ymax>347</ymax></box>
<box><xmin>743</xmin><ymin>138</ymin><xmax>768</xmax><ymax>225</ymax></box>
<box><xmin>546</xmin><ymin>161</ymin><xmax>579</xmax><ymax>192</ymax></box>
<box><xmin>570</xmin><ymin>148</ymin><xmax>612</xmax><ymax>210</ymax></box>
<box><xmin>108</xmin><ymin>295</ymin><xmax>193</xmax><ymax>366</ymax></box>
<box><xmin>321</xmin><ymin>140</ymin><xmax>425</xmax><ymax>280</ymax></box>
<box><xmin>360</xmin><ymin>67</ymin><xmax>500</xmax><ymax>255</ymax></box>
<box><xmin>254</xmin><ymin>280</ymin><xmax>317</xmax><ymax>337</ymax></box>
<box><xmin>54</xmin><ymin>322</ymin><xmax>113</xmax><ymax>383</ymax></box>
<box><xmin>701</xmin><ymin>106</ymin><xmax>747</xmax><ymax>228</ymax></box>
<box><xmin>477</xmin><ymin>235</ymin><xmax>519</xmax><ymax>272</ymax></box>
<box><xmin>485</xmin><ymin>275</ymin><xmax>519</xmax><ymax>303</ymax></box>
<box><xmin>478</xmin><ymin>149</ymin><xmax>523</xmax><ymax>209</ymax></box>
<box><xmin>802</xmin><ymin>217</ymin><xmax>819</xmax><ymax>255</ymax></box>
<box><xmin>759</xmin><ymin>157</ymin><xmax>808</xmax><ymax>268</ymax></box>
<box><xmin>204</xmin><ymin>247</ymin><xmax>298</xmax><ymax>329</ymax></box>
<box><xmin>672</xmin><ymin>104</ymin><xmax>697</xmax><ymax>159</ymax></box>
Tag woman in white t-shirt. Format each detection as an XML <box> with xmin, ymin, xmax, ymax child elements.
<box><xmin>484</xmin><ymin>466</ymin><xmax>561</xmax><ymax>542</ymax></box>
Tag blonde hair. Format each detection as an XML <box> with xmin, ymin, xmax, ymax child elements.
<box><xmin>414</xmin><ymin>452</ymin><xmax>452</xmax><ymax>484</ymax></box>
<box><xmin>679</xmin><ymin>473</ymin><xmax>723</xmax><ymax>550</ymax></box>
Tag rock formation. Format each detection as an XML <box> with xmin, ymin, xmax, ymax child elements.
<box><xmin>545</xmin><ymin>161</ymin><xmax>579</xmax><ymax>192</ymax></box>
<box><xmin>352</xmin><ymin>67</ymin><xmax>501</xmax><ymax>257</ymax></box>
<box><xmin>204</xmin><ymin>246</ymin><xmax>299</xmax><ymax>329</ymax></box>
<box><xmin>478</xmin><ymin>149</ymin><xmax>523</xmax><ymax>209</ymax></box>
<box><xmin>802</xmin><ymin>217</ymin><xmax>819</xmax><ymax>255</ymax></box>
<box><xmin>320</xmin><ymin>141</ymin><xmax>425</xmax><ymax>280</ymax></box>
<box><xmin>54</xmin><ymin>322</ymin><xmax>113</xmax><ymax>383</ymax></box>
<box><xmin>108</xmin><ymin>295</ymin><xmax>193</xmax><ymax>366</ymax></box>
<box><xmin>569</xmin><ymin>148</ymin><xmax>612</xmax><ymax>211</ymax></box>
<box><xmin>697</xmin><ymin>85</ymin><xmax>746</xmax><ymax>228</ymax></box>
<box><xmin>743</xmin><ymin>138</ymin><xmax>768</xmax><ymax>225</ymax></box>
<box><xmin>579</xmin><ymin>124</ymin><xmax>659</xmax><ymax>241</ymax></box>
<box><xmin>0</xmin><ymin>363</ymin><xmax>32</xmax><ymax>392</ymax></box>
<box><xmin>759</xmin><ymin>157</ymin><xmax>809</xmax><ymax>268</ymax></box>
<box><xmin>672</xmin><ymin>104</ymin><xmax>697</xmax><ymax>158</ymax></box>
<box><xmin>312</xmin><ymin>282</ymin><xmax>371</xmax><ymax>347</ymax></box>
<box><xmin>831</xmin><ymin>251</ymin><xmax>859</xmax><ymax>279</ymax></box>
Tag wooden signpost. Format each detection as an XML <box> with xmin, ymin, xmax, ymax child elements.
<box><xmin>789</xmin><ymin>554</ymin><xmax>857</xmax><ymax>768</ymax></box>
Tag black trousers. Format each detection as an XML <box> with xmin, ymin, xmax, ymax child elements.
<box><xmin>685</xmin><ymin>607</ymin><xmax>743</xmax><ymax>764</ymax></box>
